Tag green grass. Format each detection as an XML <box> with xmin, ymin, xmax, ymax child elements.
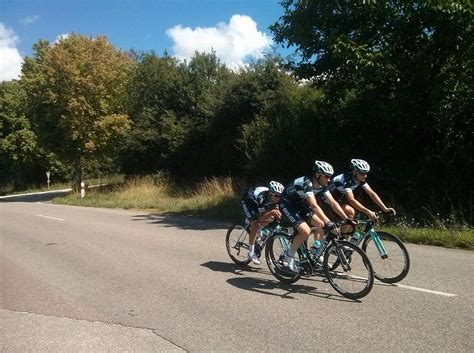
<box><xmin>381</xmin><ymin>226</ymin><xmax>473</xmax><ymax>250</ymax></box>
<box><xmin>53</xmin><ymin>176</ymin><xmax>474</xmax><ymax>250</ymax></box>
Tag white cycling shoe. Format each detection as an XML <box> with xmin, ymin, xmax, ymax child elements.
<box><xmin>248</xmin><ymin>252</ymin><xmax>262</xmax><ymax>265</ymax></box>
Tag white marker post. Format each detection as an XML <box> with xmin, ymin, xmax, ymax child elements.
<box><xmin>80</xmin><ymin>181</ymin><xmax>85</xmax><ymax>198</ymax></box>
<box><xmin>46</xmin><ymin>171</ymin><xmax>51</xmax><ymax>189</ymax></box>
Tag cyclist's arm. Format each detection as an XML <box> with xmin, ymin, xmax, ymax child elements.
<box><xmin>345</xmin><ymin>190</ymin><xmax>375</xmax><ymax>218</ymax></box>
<box><xmin>363</xmin><ymin>185</ymin><xmax>395</xmax><ymax>214</ymax></box>
<box><xmin>325</xmin><ymin>192</ymin><xmax>351</xmax><ymax>221</ymax></box>
<box><xmin>307</xmin><ymin>194</ymin><xmax>330</xmax><ymax>224</ymax></box>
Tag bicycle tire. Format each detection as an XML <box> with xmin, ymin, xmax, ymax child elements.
<box><xmin>225</xmin><ymin>224</ymin><xmax>252</xmax><ymax>266</ymax></box>
<box><xmin>362</xmin><ymin>231</ymin><xmax>410</xmax><ymax>283</ymax></box>
<box><xmin>265</xmin><ymin>232</ymin><xmax>301</xmax><ymax>284</ymax></box>
<box><xmin>324</xmin><ymin>241</ymin><xmax>374</xmax><ymax>300</ymax></box>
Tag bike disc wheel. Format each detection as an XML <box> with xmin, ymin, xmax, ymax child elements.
<box><xmin>265</xmin><ymin>233</ymin><xmax>301</xmax><ymax>284</ymax></box>
<box><xmin>225</xmin><ymin>224</ymin><xmax>251</xmax><ymax>266</ymax></box>
<box><xmin>324</xmin><ymin>241</ymin><xmax>374</xmax><ymax>300</ymax></box>
<box><xmin>362</xmin><ymin>231</ymin><xmax>410</xmax><ymax>283</ymax></box>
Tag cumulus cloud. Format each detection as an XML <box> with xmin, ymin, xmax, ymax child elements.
<box><xmin>19</xmin><ymin>15</ymin><xmax>39</xmax><ymax>25</ymax></box>
<box><xmin>0</xmin><ymin>23</ymin><xmax>23</xmax><ymax>82</ymax></box>
<box><xmin>54</xmin><ymin>33</ymin><xmax>70</xmax><ymax>44</ymax></box>
<box><xmin>166</xmin><ymin>15</ymin><xmax>272</xmax><ymax>69</ymax></box>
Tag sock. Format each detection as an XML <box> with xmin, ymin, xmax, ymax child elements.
<box><xmin>287</xmin><ymin>246</ymin><xmax>296</xmax><ymax>257</ymax></box>
<box><xmin>249</xmin><ymin>244</ymin><xmax>255</xmax><ymax>255</ymax></box>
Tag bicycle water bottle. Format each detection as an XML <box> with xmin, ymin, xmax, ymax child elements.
<box><xmin>310</xmin><ymin>240</ymin><xmax>324</xmax><ymax>257</ymax></box>
<box><xmin>350</xmin><ymin>232</ymin><xmax>361</xmax><ymax>245</ymax></box>
<box><xmin>261</xmin><ymin>226</ymin><xmax>271</xmax><ymax>242</ymax></box>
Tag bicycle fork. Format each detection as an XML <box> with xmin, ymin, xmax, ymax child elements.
<box><xmin>369</xmin><ymin>230</ymin><xmax>388</xmax><ymax>258</ymax></box>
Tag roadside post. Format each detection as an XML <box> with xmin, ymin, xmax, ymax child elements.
<box><xmin>46</xmin><ymin>171</ymin><xmax>51</xmax><ymax>189</ymax></box>
<box><xmin>80</xmin><ymin>181</ymin><xmax>85</xmax><ymax>198</ymax></box>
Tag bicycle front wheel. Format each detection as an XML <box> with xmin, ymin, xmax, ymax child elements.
<box><xmin>324</xmin><ymin>241</ymin><xmax>374</xmax><ymax>300</ymax></box>
<box><xmin>225</xmin><ymin>224</ymin><xmax>251</xmax><ymax>266</ymax></box>
<box><xmin>265</xmin><ymin>232</ymin><xmax>301</xmax><ymax>284</ymax></box>
<box><xmin>362</xmin><ymin>231</ymin><xmax>410</xmax><ymax>283</ymax></box>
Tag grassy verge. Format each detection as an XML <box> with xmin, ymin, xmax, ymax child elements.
<box><xmin>53</xmin><ymin>176</ymin><xmax>473</xmax><ymax>250</ymax></box>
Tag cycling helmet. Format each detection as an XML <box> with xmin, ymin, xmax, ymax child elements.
<box><xmin>269</xmin><ymin>181</ymin><xmax>284</xmax><ymax>195</ymax></box>
<box><xmin>313</xmin><ymin>160</ymin><xmax>334</xmax><ymax>176</ymax></box>
<box><xmin>351</xmin><ymin>159</ymin><xmax>370</xmax><ymax>173</ymax></box>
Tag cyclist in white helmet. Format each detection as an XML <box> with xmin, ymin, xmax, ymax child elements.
<box><xmin>240</xmin><ymin>181</ymin><xmax>284</xmax><ymax>265</ymax></box>
<box><xmin>279</xmin><ymin>160</ymin><xmax>354</xmax><ymax>272</ymax></box>
<box><xmin>328</xmin><ymin>159</ymin><xmax>396</xmax><ymax>222</ymax></box>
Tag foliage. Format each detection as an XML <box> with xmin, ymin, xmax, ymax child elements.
<box><xmin>21</xmin><ymin>34</ymin><xmax>133</xmax><ymax>187</ymax></box>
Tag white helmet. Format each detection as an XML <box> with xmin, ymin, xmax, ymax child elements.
<box><xmin>351</xmin><ymin>159</ymin><xmax>370</xmax><ymax>173</ymax></box>
<box><xmin>269</xmin><ymin>181</ymin><xmax>284</xmax><ymax>195</ymax></box>
<box><xmin>313</xmin><ymin>160</ymin><xmax>334</xmax><ymax>176</ymax></box>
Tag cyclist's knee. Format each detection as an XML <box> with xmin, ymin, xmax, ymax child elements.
<box><xmin>343</xmin><ymin>205</ymin><xmax>355</xmax><ymax>218</ymax></box>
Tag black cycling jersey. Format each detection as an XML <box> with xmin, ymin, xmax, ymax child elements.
<box><xmin>241</xmin><ymin>186</ymin><xmax>277</xmax><ymax>221</ymax></box>
<box><xmin>282</xmin><ymin>175</ymin><xmax>331</xmax><ymax>203</ymax></box>
<box><xmin>280</xmin><ymin>175</ymin><xmax>330</xmax><ymax>227</ymax></box>
<box><xmin>328</xmin><ymin>172</ymin><xmax>369</xmax><ymax>203</ymax></box>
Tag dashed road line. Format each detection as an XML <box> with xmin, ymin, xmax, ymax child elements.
<box><xmin>35</xmin><ymin>214</ymin><xmax>64</xmax><ymax>221</ymax></box>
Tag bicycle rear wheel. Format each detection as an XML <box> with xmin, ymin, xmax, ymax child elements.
<box><xmin>324</xmin><ymin>241</ymin><xmax>374</xmax><ymax>300</ymax></box>
<box><xmin>265</xmin><ymin>232</ymin><xmax>301</xmax><ymax>284</ymax></box>
<box><xmin>225</xmin><ymin>224</ymin><xmax>251</xmax><ymax>266</ymax></box>
<box><xmin>362</xmin><ymin>231</ymin><xmax>410</xmax><ymax>283</ymax></box>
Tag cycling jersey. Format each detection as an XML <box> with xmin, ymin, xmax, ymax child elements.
<box><xmin>328</xmin><ymin>172</ymin><xmax>369</xmax><ymax>203</ymax></box>
<box><xmin>282</xmin><ymin>175</ymin><xmax>331</xmax><ymax>202</ymax></box>
<box><xmin>280</xmin><ymin>175</ymin><xmax>330</xmax><ymax>227</ymax></box>
<box><xmin>241</xmin><ymin>187</ymin><xmax>277</xmax><ymax>221</ymax></box>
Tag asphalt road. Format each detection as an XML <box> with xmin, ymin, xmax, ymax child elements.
<box><xmin>1</xmin><ymin>198</ymin><xmax>473</xmax><ymax>352</ymax></box>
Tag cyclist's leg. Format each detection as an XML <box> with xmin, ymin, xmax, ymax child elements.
<box><xmin>240</xmin><ymin>199</ymin><xmax>259</xmax><ymax>252</ymax></box>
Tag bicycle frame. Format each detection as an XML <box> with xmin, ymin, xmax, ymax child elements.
<box><xmin>358</xmin><ymin>220</ymin><xmax>388</xmax><ymax>258</ymax></box>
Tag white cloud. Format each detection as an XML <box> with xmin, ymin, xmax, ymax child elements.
<box><xmin>166</xmin><ymin>15</ymin><xmax>272</xmax><ymax>69</ymax></box>
<box><xmin>54</xmin><ymin>33</ymin><xmax>70</xmax><ymax>44</ymax></box>
<box><xmin>0</xmin><ymin>23</ymin><xmax>23</xmax><ymax>82</ymax></box>
<box><xmin>19</xmin><ymin>15</ymin><xmax>39</xmax><ymax>25</ymax></box>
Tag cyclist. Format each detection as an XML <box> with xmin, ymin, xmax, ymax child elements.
<box><xmin>241</xmin><ymin>181</ymin><xmax>285</xmax><ymax>265</ymax></box>
<box><xmin>329</xmin><ymin>159</ymin><xmax>396</xmax><ymax>222</ymax></box>
<box><xmin>280</xmin><ymin>161</ymin><xmax>352</xmax><ymax>273</ymax></box>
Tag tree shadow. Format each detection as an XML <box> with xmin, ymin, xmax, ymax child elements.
<box><xmin>130</xmin><ymin>213</ymin><xmax>231</xmax><ymax>231</ymax></box>
<box><xmin>201</xmin><ymin>261</ymin><xmax>357</xmax><ymax>302</ymax></box>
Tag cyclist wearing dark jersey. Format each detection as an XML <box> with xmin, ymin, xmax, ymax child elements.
<box><xmin>279</xmin><ymin>161</ymin><xmax>348</xmax><ymax>272</ymax></box>
<box><xmin>241</xmin><ymin>181</ymin><xmax>284</xmax><ymax>264</ymax></box>
<box><xmin>328</xmin><ymin>159</ymin><xmax>396</xmax><ymax>222</ymax></box>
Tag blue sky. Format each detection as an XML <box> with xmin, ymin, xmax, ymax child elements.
<box><xmin>0</xmin><ymin>0</ymin><xmax>289</xmax><ymax>81</ymax></box>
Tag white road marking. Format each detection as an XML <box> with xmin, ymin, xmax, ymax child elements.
<box><xmin>36</xmin><ymin>215</ymin><xmax>64</xmax><ymax>221</ymax></box>
<box><xmin>393</xmin><ymin>283</ymin><xmax>457</xmax><ymax>297</ymax></box>
<box><xmin>338</xmin><ymin>273</ymin><xmax>457</xmax><ymax>297</ymax></box>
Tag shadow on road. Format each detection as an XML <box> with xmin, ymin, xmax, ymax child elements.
<box><xmin>130</xmin><ymin>213</ymin><xmax>230</xmax><ymax>231</ymax></box>
<box><xmin>201</xmin><ymin>260</ymin><xmax>356</xmax><ymax>302</ymax></box>
<box><xmin>0</xmin><ymin>190</ymin><xmax>71</xmax><ymax>203</ymax></box>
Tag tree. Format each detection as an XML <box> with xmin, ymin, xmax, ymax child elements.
<box><xmin>22</xmin><ymin>35</ymin><xmax>133</xmax><ymax>187</ymax></box>
<box><xmin>271</xmin><ymin>0</ymin><xmax>473</xmax><ymax>219</ymax></box>
<box><xmin>0</xmin><ymin>80</ymin><xmax>43</xmax><ymax>190</ymax></box>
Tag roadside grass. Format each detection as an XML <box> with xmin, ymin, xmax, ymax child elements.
<box><xmin>53</xmin><ymin>176</ymin><xmax>473</xmax><ymax>250</ymax></box>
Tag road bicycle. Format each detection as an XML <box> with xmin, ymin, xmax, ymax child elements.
<box><xmin>339</xmin><ymin>214</ymin><xmax>410</xmax><ymax>283</ymax></box>
<box><xmin>225</xmin><ymin>219</ymin><xmax>286</xmax><ymax>266</ymax></box>
<box><xmin>265</xmin><ymin>225</ymin><xmax>374</xmax><ymax>300</ymax></box>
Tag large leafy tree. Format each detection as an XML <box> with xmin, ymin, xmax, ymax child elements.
<box><xmin>272</xmin><ymin>0</ymin><xmax>473</xmax><ymax>218</ymax></box>
<box><xmin>22</xmin><ymin>35</ymin><xmax>133</xmax><ymax>186</ymax></box>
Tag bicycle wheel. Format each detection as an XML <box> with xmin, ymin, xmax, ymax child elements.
<box><xmin>265</xmin><ymin>232</ymin><xmax>301</xmax><ymax>284</ymax></box>
<box><xmin>225</xmin><ymin>224</ymin><xmax>251</xmax><ymax>266</ymax></box>
<box><xmin>362</xmin><ymin>231</ymin><xmax>410</xmax><ymax>283</ymax></box>
<box><xmin>324</xmin><ymin>241</ymin><xmax>374</xmax><ymax>300</ymax></box>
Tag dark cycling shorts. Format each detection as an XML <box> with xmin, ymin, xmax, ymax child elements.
<box><xmin>279</xmin><ymin>197</ymin><xmax>312</xmax><ymax>228</ymax></box>
<box><xmin>240</xmin><ymin>197</ymin><xmax>259</xmax><ymax>222</ymax></box>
